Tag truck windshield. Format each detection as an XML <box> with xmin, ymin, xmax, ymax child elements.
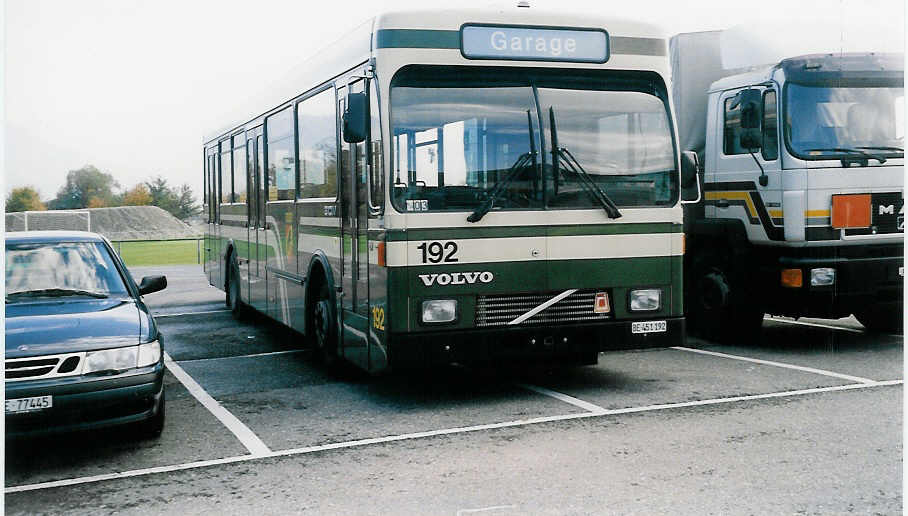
<box><xmin>786</xmin><ymin>83</ymin><xmax>904</xmax><ymax>160</ymax></box>
<box><xmin>390</xmin><ymin>67</ymin><xmax>677</xmax><ymax>213</ymax></box>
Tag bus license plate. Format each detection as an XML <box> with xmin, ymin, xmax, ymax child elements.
<box><xmin>5</xmin><ymin>396</ymin><xmax>53</xmax><ymax>414</ymax></box>
<box><xmin>631</xmin><ymin>321</ymin><xmax>667</xmax><ymax>334</ymax></box>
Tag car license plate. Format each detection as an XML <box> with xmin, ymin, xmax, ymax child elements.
<box><xmin>631</xmin><ymin>320</ymin><xmax>667</xmax><ymax>334</ymax></box>
<box><xmin>5</xmin><ymin>395</ymin><xmax>53</xmax><ymax>414</ymax></box>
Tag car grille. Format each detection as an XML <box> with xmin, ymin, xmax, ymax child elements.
<box><xmin>475</xmin><ymin>289</ymin><xmax>611</xmax><ymax>327</ymax></box>
<box><xmin>5</xmin><ymin>352</ymin><xmax>85</xmax><ymax>382</ymax></box>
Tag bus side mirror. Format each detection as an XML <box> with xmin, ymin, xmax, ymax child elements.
<box><xmin>680</xmin><ymin>151</ymin><xmax>701</xmax><ymax>203</ymax></box>
<box><xmin>343</xmin><ymin>92</ymin><xmax>368</xmax><ymax>143</ymax></box>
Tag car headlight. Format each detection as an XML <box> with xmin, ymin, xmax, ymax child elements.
<box><xmin>629</xmin><ymin>289</ymin><xmax>661</xmax><ymax>311</ymax></box>
<box><xmin>137</xmin><ymin>340</ymin><xmax>162</xmax><ymax>367</ymax></box>
<box><xmin>84</xmin><ymin>346</ymin><xmax>138</xmax><ymax>374</ymax></box>
<box><xmin>422</xmin><ymin>299</ymin><xmax>457</xmax><ymax>323</ymax></box>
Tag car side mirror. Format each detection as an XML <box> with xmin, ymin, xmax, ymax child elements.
<box><xmin>138</xmin><ymin>275</ymin><xmax>167</xmax><ymax>296</ymax></box>
<box><xmin>343</xmin><ymin>91</ymin><xmax>367</xmax><ymax>143</ymax></box>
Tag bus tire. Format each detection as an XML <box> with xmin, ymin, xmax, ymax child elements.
<box><xmin>227</xmin><ymin>255</ymin><xmax>247</xmax><ymax>320</ymax></box>
<box><xmin>311</xmin><ymin>281</ymin><xmax>338</xmax><ymax>366</ymax></box>
<box><xmin>855</xmin><ymin>305</ymin><xmax>903</xmax><ymax>334</ymax></box>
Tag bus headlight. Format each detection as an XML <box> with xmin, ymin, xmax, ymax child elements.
<box><xmin>422</xmin><ymin>299</ymin><xmax>457</xmax><ymax>323</ymax></box>
<box><xmin>629</xmin><ymin>289</ymin><xmax>661</xmax><ymax>311</ymax></box>
<box><xmin>810</xmin><ymin>268</ymin><xmax>836</xmax><ymax>287</ymax></box>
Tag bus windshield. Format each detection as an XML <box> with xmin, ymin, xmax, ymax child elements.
<box><xmin>786</xmin><ymin>83</ymin><xmax>905</xmax><ymax>160</ymax></box>
<box><xmin>390</xmin><ymin>67</ymin><xmax>678</xmax><ymax>213</ymax></box>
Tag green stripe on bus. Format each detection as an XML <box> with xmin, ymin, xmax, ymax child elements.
<box><xmin>385</xmin><ymin>223</ymin><xmax>679</xmax><ymax>241</ymax></box>
<box><xmin>375</xmin><ymin>29</ymin><xmax>460</xmax><ymax>49</ymax></box>
<box><xmin>374</xmin><ymin>29</ymin><xmax>667</xmax><ymax>56</ymax></box>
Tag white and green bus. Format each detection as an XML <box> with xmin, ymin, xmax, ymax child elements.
<box><xmin>203</xmin><ymin>8</ymin><xmax>695</xmax><ymax>373</ymax></box>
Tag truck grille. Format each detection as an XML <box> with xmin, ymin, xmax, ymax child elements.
<box><xmin>5</xmin><ymin>352</ymin><xmax>85</xmax><ymax>382</ymax></box>
<box><xmin>476</xmin><ymin>289</ymin><xmax>611</xmax><ymax>327</ymax></box>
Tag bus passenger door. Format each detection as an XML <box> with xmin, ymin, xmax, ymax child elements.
<box><xmin>247</xmin><ymin>128</ymin><xmax>267</xmax><ymax>313</ymax></box>
<box><xmin>205</xmin><ymin>151</ymin><xmax>217</xmax><ymax>286</ymax></box>
<box><xmin>338</xmin><ymin>81</ymin><xmax>370</xmax><ymax>369</ymax></box>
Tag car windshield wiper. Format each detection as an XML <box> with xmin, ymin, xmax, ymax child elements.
<box><xmin>6</xmin><ymin>288</ymin><xmax>109</xmax><ymax>302</ymax></box>
<box><xmin>549</xmin><ymin>107</ymin><xmax>621</xmax><ymax>219</ymax></box>
<box><xmin>803</xmin><ymin>147</ymin><xmax>887</xmax><ymax>164</ymax></box>
<box><xmin>467</xmin><ymin>110</ymin><xmax>538</xmax><ymax>223</ymax></box>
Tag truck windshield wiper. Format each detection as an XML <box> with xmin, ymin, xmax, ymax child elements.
<box><xmin>549</xmin><ymin>107</ymin><xmax>621</xmax><ymax>219</ymax></box>
<box><xmin>803</xmin><ymin>147</ymin><xmax>887</xmax><ymax>164</ymax></box>
<box><xmin>6</xmin><ymin>288</ymin><xmax>109</xmax><ymax>302</ymax></box>
<box><xmin>467</xmin><ymin>110</ymin><xmax>538</xmax><ymax>223</ymax></box>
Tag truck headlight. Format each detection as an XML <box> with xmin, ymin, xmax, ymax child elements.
<box><xmin>629</xmin><ymin>289</ymin><xmax>661</xmax><ymax>311</ymax></box>
<box><xmin>810</xmin><ymin>268</ymin><xmax>836</xmax><ymax>286</ymax></box>
<box><xmin>84</xmin><ymin>346</ymin><xmax>138</xmax><ymax>374</ymax></box>
<box><xmin>422</xmin><ymin>299</ymin><xmax>457</xmax><ymax>323</ymax></box>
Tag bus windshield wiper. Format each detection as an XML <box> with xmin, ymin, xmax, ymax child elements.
<box><xmin>467</xmin><ymin>111</ymin><xmax>538</xmax><ymax>223</ymax></box>
<box><xmin>6</xmin><ymin>288</ymin><xmax>109</xmax><ymax>302</ymax></box>
<box><xmin>803</xmin><ymin>147</ymin><xmax>887</xmax><ymax>164</ymax></box>
<box><xmin>856</xmin><ymin>146</ymin><xmax>903</xmax><ymax>154</ymax></box>
<box><xmin>549</xmin><ymin>107</ymin><xmax>621</xmax><ymax>219</ymax></box>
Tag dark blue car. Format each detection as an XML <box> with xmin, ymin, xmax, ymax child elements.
<box><xmin>5</xmin><ymin>231</ymin><xmax>167</xmax><ymax>438</ymax></box>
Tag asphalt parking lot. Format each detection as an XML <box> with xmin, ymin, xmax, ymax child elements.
<box><xmin>5</xmin><ymin>265</ymin><xmax>903</xmax><ymax>515</ymax></box>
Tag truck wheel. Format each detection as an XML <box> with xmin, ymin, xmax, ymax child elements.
<box><xmin>856</xmin><ymin>306</ymin><xmax>903</xmax><ymax>334</ymax></box>
<box><xmin>227</xmin><ymin>257</ymin><xmax>247</xmax><ymax>320</ymax></box>
<box><xmin>689</xmin><ymin>255</ymin><xmax>763</xmax><ymax>343</ymax></box>
<box><xmin>310</xmin><ymin>282</ymin><xmax>338</xmax><ymax>365</ymax></box>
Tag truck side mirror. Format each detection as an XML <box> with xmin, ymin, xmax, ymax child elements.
<box><xmin>680</xmin><ymin>151</ymin><xmax>701</xmax><ymax>203</ymax></box>
<box><xmin>737</xmin><ymin>88</ymin><xmax>762</xmax><ymax>129</ymax></box>
<box><xmin>343</xmin><ymin>91</ymin><xmax>367</xmax><ymax>143</ymax></box>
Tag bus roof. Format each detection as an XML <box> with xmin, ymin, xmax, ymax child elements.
<box><xmin>204</xmin><ymin>7</ymin><xmax>668</xmax><ymax>145</ymax></box>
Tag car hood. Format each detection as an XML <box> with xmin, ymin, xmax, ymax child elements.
<box><xmin>5</xmin><ymin>298</ymin><xmax>148</xmax><ymax>358</ymax></box>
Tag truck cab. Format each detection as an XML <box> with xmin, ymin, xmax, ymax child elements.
<box><xmin>673</xmin><ymin>35</ymin><xmax>904</xmax><ymax>338</ymax></box>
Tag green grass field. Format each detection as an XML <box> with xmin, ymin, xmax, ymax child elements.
<box><xmin>115</xmin><ymin>240</ymin><xmax>201</xmax><ymax>266</ymax></box>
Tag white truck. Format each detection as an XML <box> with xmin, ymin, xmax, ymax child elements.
<box><xmin>671</xmin><ymin>31</ymin><xmax>904</xmax><ymax>340</ymax></box>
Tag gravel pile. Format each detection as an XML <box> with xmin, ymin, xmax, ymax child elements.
<box><xmin>6</xmin><ymin>206</ymin><xmax>202</xmax><ymax>241</ymax></box>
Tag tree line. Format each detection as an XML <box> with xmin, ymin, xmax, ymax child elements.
<box><xmin>6</xmin><ymin>165</ymin><xmax>201</xmax><ymax>221</ymax></box>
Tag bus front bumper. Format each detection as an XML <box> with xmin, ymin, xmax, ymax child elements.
<box><xmin>388</xmin><ymin>317</ymin><xmax>685</xmax><ymax>368</ymax></box>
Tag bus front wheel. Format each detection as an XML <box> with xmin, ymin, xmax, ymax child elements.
<box><xmin>311</xmin><ymin>282</ymin><xmax>338</xmax><ymax>365</ymax></box>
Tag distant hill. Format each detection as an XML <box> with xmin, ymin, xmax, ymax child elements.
<box><xmin>6</xmin><ymin>206</ymin><xmax>201</xmax><ymax>241</ymax></box>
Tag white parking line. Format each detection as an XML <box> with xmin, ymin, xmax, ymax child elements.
<box><xmin>764</xmin><ymin>316</ymin><xmax>864</xmax><ymax>334</ymax></box>
<box><xmin>163</xmin><ymin>352</ymin><xmax>271</xmax><ymax>456</ymax></box>
<box><xmin>6</xmin><ymin>379</ymin><xmax>901</xmax><ymax>494</ymax></box>
<box><xmin>456</xmin><ymin>505</ymin><xmax>518</xmax><ymax>515</ymax></box>
<box><xmin>177</xmin><ymin>349</ymin><xmax>309</xmax><ymax>364</ymax></box>
<box><xmin>155</xmin><ymin>309</ymin><xmax>232</xmax><ymax>318</ymax></box>
<box><xmin>517</xmin><ymin>383</ymin><xmax>606</xmax><ymax>413</ymax></box>
<box><xmin>672</xmin><ymin>346</ymin><xmax>877</xmax><ymax>384</ymax></box>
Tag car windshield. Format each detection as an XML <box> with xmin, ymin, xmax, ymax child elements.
<box><xmin>786</xmin><ymin>83</ymin><xmax>905</xmax><ymax>159</ymax></box>
<box><xmin>5</xmin><ymin>241</ymin><xmax>129</xmax><ymax>301</ymax></box>
<box><xmin>390</xmin><ymin>67</ymin><xmax>677</xmax><ymax>213</ymax></box>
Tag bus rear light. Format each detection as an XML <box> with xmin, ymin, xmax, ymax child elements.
<box><xmin>831</xmin><ymin>194</ymin><xmax>871</xmax><ymax>229</ymax></box>
<box><xmin>780</xmin><ymin>268</ymin><xmax>803</xmax><ymax>288</ymax></box>
<box><xmin>377</xmin><ymin>241</ymin><xmax>386</xmax><ymax>267</ymax></box>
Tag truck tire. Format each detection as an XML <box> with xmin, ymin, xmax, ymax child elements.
<box><xmin>855</xmin><ymin>305</ymin><xmax>903</xmax><ymax>334</ymax></box>
<box><xmin>688</xmin><ymin>251</ymin><xmax>763</xmax><ymax>343</ymax></box>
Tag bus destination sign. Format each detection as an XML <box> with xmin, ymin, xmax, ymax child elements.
<box><xmin>461</xmin><ymin>25</ymin><xmax>608</xmax><ymax>63</ymax></box>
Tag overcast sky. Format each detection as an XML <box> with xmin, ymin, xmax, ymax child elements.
<box><xmin>3</xmin><ymin>0</ymin><xmax>904</xmax><ymax>203</ymax></box>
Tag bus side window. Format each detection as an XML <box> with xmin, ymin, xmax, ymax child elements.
<box><xmin>297</xmin><ymin>88</ymin><xmax>338</xmax><ymax>200</ymax></box>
